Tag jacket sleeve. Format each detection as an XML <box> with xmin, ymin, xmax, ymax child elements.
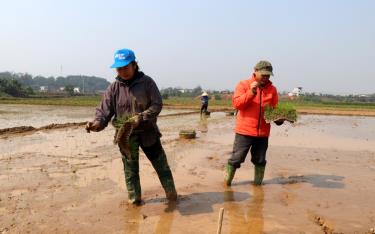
<box><xmin>271</xmin><ymin>87</ymin><xmax>279</xmax><ymax>107</ymax></box>
<box><xmin>142</xmin><ymin>78</ymin><xmax>162</xmax><ymax>120</ymax></box>
<box><xmin>94</xmin><ymin>84</ymin><xmax>115</xmax><ymax>130</ymax></box>
<box><xmin>232</xmin><ymin>81</ymin><xmax>255</xmax><ymax>110</ymax></box>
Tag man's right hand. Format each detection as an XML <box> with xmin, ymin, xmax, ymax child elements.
<box><xmin>85</xmin><ymin>121</ymin><xmax>101</xmax><ymax>133</ymax></box>
<box><xmin>250</xmin><ymin>81</ymin><xmax>259</xmax><ymax>95</ymax></box>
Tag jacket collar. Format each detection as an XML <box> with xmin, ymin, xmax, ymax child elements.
<box><xmin>116</xmin><ymin>71</ymin><xmax>145</xmax><ymax>87</ymax></box>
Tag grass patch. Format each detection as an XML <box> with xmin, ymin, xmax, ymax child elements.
<box><xmin>1</xmin><ymin>95</ymin><xmax>374</xmax><ymax>113</ymax></box>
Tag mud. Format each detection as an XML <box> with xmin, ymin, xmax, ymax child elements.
<box><xmin>1</xmin><ymin>107</ymin><xmax>375</xmax><ymax>233</ymax></box>
<box><xmin>0</xmin><ymin>104</ymin><xmax>195</xmax><ymax>129</ymax></box>
<box><xmin>0</xmin><ymin>104</ymin><xmax>199</xmax><ymax>138</ymax></box>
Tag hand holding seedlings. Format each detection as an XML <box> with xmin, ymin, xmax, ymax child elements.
<box><xmin>132</xmin><ymin>113</ymin><xmax>142</xmax><ymax>128</ymax></box>
<box><xmin>274</xmin><ymin>119</ymin><xmax>285</xmax><ymax>125</ymax></box>
<box><xmin>250</xmin><ymin>81</ymin><xmax>259</xmax><ymax>95</ymax></box>
<box><xmin>85</xmin><ymin>121</ymin><xmax>101</xmax><ymax>133</ymax></box>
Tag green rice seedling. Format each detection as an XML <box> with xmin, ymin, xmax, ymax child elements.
<box><xmin>179</xmin><ymin>130</ymin><xmax>196</xmax><ymax>139</ymax></box>
<box><xmin>113</xmin><ymin>114</ymin><xmax>137</xmax><ymax>159</ymax></box>
<box><xmin>264</xmin><ymin>103</ymin><xmax>297</xmax><ymax>123</ymax></box>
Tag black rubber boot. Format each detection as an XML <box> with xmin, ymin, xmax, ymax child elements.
<box><xmin>150</xmin><ymin>151</ymin><xmax>177</xmax><ymax>202</ymax></box>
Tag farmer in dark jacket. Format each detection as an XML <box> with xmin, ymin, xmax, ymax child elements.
<box><xmin>86</xmin><ymin>48</ymin><xmax>177</xmax><ymax>204</ymax></box>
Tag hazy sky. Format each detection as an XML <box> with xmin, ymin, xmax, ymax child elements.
<box><xmin>1</xmin><ymin>0</ymin><xmax>374</xmax><ymax>94</ymax></box>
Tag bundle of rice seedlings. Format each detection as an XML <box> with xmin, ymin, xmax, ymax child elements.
<box><xmin>113</xmin><ymin>114</ymin><xmax>137</xmax><ymax>159</ymax></box>
<box><xmin>264</xmin><ymin>103</ymin><xmax>297</xmax><ymax>123</ymax></box>
<box><xmin>179</xmin><ymin>130</ymin><xmax>196</xmax><ymax>139</ymax></box>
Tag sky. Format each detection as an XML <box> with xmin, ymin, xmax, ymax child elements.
<box><xmin>0</xmin><ymin>0</ymin><xmax>374</xmax><ymax>94</ymax></box>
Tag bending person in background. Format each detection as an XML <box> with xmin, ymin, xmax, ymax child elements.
<box><xmin>200</xmin><ymin>91</ymin><xmax>209</xmax><ymax>115</ymax></box>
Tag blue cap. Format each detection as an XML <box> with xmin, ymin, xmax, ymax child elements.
<box><xmin>110</xmin><ymin>48</ymin><xmax>136</xmax><ymax>68</ymax></box>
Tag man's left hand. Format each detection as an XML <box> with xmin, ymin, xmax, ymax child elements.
<box><xmin>274</xmin><ymin>119</ymin><xmax>285</xmax><ymax>126</ymax></box>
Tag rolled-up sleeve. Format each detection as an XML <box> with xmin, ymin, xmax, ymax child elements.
<box><xmin>232</xmin><ymin>81</ymin><xmax>255</xmax><ymax>110</ymax></box>
<box><xmin>94</xmin><ymin>85</ymin><xmax>115</xmax><ymax>130</ymax></box>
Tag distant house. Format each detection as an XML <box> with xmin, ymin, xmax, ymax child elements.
<box><xmin>39</xmin><ymin>86</ymin><xmax>48</xmax><ymax>92</ymax></box>
<box><xmin>288</xmin><ymin>87</ymin><xmax>303</xmax><ymax>97</ymax></box>
<box><xmin>178</xmin><ymin>89</ymin><xmax>193</xmax><ymax>93</ymax></box>
<box><xmin>359</xmin><ymin>94</ymin><xmax>369</xmax><ymax>97</ymax></box>
<box><xmin>73</xmin><ymin>87</ymin><xmax>80</xmax><ymax>93</ymax></box>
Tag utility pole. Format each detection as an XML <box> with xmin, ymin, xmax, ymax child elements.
<box><xmin>82</xmin><ymin>75</ymin><xmax>85</xmax><ymax>94</ymax></box>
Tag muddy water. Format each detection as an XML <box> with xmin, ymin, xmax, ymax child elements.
<box><xmin>1</xmin><ymin>109</ymin><xmax>375</xmax><ymax>233</ymax></box>
<box><xmin>0</xmin><ymin>104</ymin><xmax>193</xmax><ymax>129</ymax></box>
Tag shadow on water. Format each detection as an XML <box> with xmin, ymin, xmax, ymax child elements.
<box><xmin>125</xmin><ymin>190</ymin><xmax>257</xmax><ymax>233</ymax></box>
<box><xmin>145</xmin><ymin>191</ymin><xmax>250</xmax><ymax>216</ymax></box>
<box><xmin>233</xmin><ymin>174</ymin><xmax>345</xmax><ymax>189</ymax></box>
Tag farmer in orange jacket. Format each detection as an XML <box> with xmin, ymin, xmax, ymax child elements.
<box><xmin>224</xmin><ymin>60</ymin><xmax>284</xmax><ymax>186</ymax></box>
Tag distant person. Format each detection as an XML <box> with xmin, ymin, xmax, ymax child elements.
<box><xmin>224</xmin><ymin>61</ymin><xmax>284</xmax><ymax>186</ymax></box>
<box><xmin>200</xmin><ymin>92</ymin><xmax>209</xmax><ymax>115</ymax></box>
<box><xmin>86</xmin><ymin>48</ymin><xmax>177</xmax><ymax>204</ymax></box>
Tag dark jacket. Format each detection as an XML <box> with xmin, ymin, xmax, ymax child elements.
<box><xmin>94</xmin><ymin>71</ymin><xmax>162</xmax><ymax>146</ymax></box>
<box><xmin>201</xmin><ymin>96</ymin><xmax>209</xmax><ymax>105</ymax></box>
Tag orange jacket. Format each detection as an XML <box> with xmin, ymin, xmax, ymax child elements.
<box><xmin>232</xmin><ymin>75</ymin><xmax>278</xmax><ymax>137</ymax></box>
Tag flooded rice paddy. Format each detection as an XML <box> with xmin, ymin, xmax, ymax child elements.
<box><xmin>1</xmin><ymin>104</ymin><xmax>375</xmax><ymax>233</ymax></box>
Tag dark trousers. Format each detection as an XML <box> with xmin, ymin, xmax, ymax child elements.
<box><xmin>120</xmin><ymin>135</ymin><xmax>176</xmax><ymax>200</ymax></box>
<box><xmin>200</xmin><ymin>103</ymin><xmax>208</xmax><ymax>115</ymax></box>
<box><xmin>228</xmin><ymin>133</ymin><xmax>269</xmax><ymax>168</ymax></box>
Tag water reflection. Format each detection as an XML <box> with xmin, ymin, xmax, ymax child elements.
<box><xmin>123</xmin><ymin>205</ymin><xmax>142</xmax><ymax>234</ymax></box>
<box><xmin>224</xmin><ymin>186</ymin><xmax>264</xmax><ymax>234</ymax></box>
<box><xmin>198</xmin><ymin>117</ymin><xmax>208</xmax><ymax>133</ymax></box>
<box><xmin>154</xmin><ymin>202</ymin><xmax>176</xmax><ymax>234</ymax></box>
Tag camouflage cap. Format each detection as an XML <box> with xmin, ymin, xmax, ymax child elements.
<box><xmin>254</xmin><ymin>60</ymin><xmax>274</xmax><ymax>76</ymax></box>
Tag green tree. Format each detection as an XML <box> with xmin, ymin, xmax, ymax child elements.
<box><xmin>64</xmin><ymin>85</ymin><xmax>74</xmax><ymax>96</ymax></box>
<box><xmin>214</xmin><ymin>94</ymin><xmax>222</xmax><ymax>100</ymax></box>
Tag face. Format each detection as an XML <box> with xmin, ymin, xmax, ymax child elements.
<box><xmin>116</xmin><ymin>63</ymin><xmax>136</xmax><ymax>80</ymax></box>
<box><xmin>254</xmin><ymin>72</ymin><xmax>271</xmax><ymax>87</ymax></box>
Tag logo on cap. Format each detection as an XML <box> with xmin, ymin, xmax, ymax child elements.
<box><xmin>115</xmin><ymin>53</ymin><xmax>126</xmax><ymax>60</ymax></box>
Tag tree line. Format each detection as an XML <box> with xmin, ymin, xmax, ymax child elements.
<box><xmin>0</xmin><ymin>72</ymin><xmax>110</xmax><ymax>97</ymax></box>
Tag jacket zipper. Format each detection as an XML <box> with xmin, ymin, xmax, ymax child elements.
<box><xmin>257</xmin><ymin>89</ymin><xmax>263</xmax><ymax>136</ymax></box>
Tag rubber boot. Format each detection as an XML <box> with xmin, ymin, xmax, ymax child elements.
<box><xmin>254</xmin><ymin>165</ymin><xmax>266</xmax><ymax>186</ymax></box>
<box><xmin>123</xmin><ymin>158</ymin><xmax>142</xmax><ymax>204</ymax></box>
<box><xmin>224</xmin><ymin>164</ymin><xmax>236</xmax><ymax>186</ymax></box>
<box><xmin>150</xmin><ymin>152</ymin><xmax>177</xmax><ymax>202</ymax></box>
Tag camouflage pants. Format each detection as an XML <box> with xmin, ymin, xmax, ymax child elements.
<box><xmin>120</xmin><ymin>135</ymin><xmax>176</xmax><ymax>203</ymax></box>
